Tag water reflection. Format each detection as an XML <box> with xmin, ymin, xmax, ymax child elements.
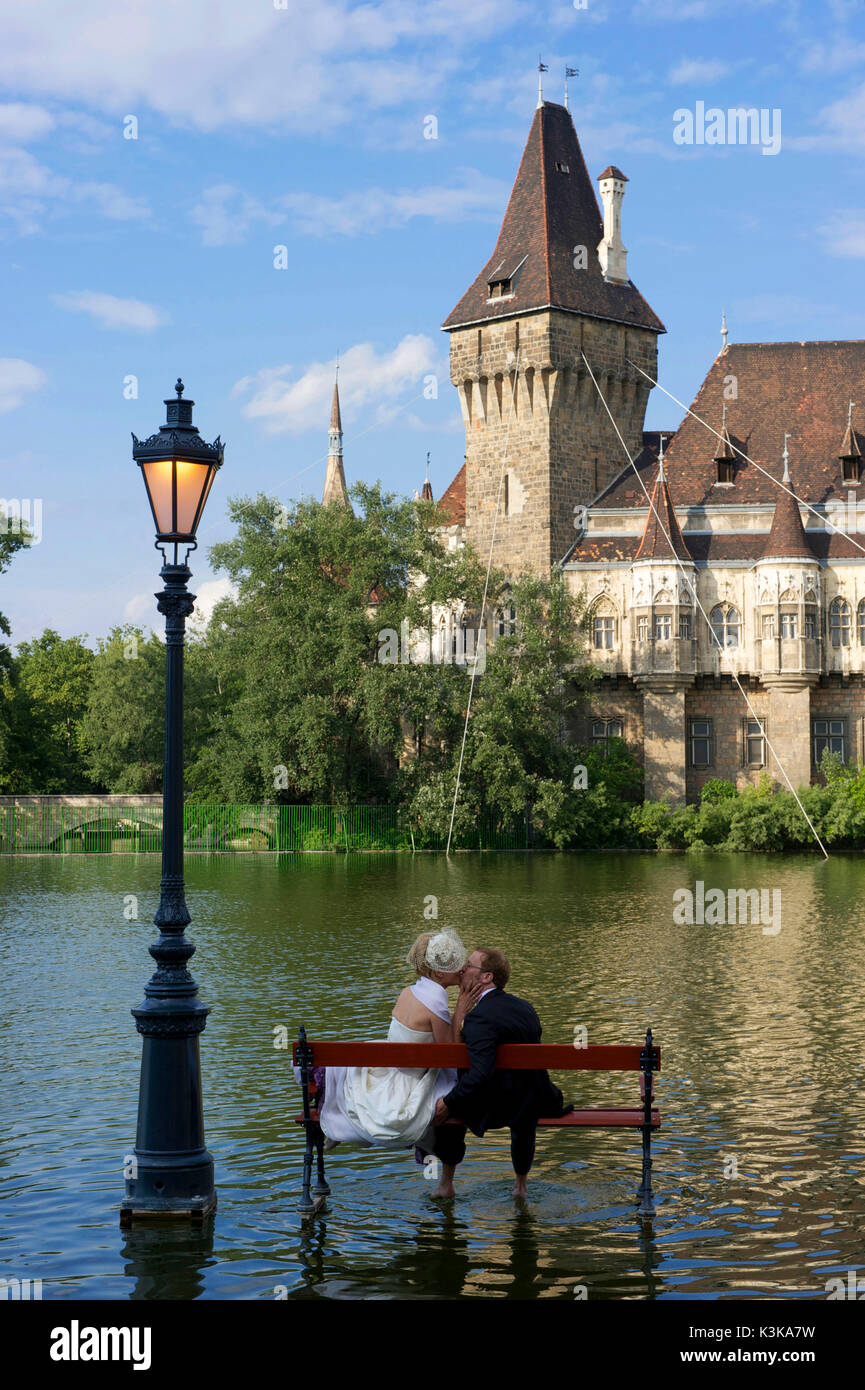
<box><xmin>2</xmin><ymin>852</ymin><xmax>865</xmax><ymax>1299</ymax></box>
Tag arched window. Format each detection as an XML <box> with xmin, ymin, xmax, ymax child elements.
<box><xmin>495</xmin><ymin>589</ymin><xmax>516</xmax><ymax>638</ymax></box>
<box><xmin>830</xmin><ymin>598</ymin><xmax>851</xmax><ymax>648</ymax></box>
<box><xmin>591</xmin><ymin>597</ymin><xmax>617</xmax><ymax>650</ymax></box>
<box><xmin>710</xmin><ymin>604</ymin><xmax>740</xmax><ymax>649</ymax></box>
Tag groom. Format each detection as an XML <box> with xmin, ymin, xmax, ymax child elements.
<box><xmin>431</xmin><ymin>946</ymin><xmax>572</xmax><ymax>1197</ymax></box>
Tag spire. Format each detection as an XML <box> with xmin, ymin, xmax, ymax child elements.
<box><xmin>330</xmin><ymin>377</ymin><xmax>342</xmax><ymax>434</ymax></box>
<box><xmin>760</xmin><ymin>445</ymin><xmax>812</xmax><ymax>561</ymax></box>
<box><xmin>537</xmin><ymin>56</ymin><xmax>547</xmax><ymax>109</ymax></box>
<box><xmin>634</xmin><ymin>446</ymin><xmax>690</xmax><ymax>561</ymax></box>
<box><xmin>721</xmin><ymin>309</ymin><xmax>728</xmax><ymax>350</ymax></box>
<box><xmin>322</xmin><ymin>372</ymin><xmax>350</xmax><ymax>507</ymax></box>
<box><xmin>421</xmin><ymin>451</ymin><xmax>433</xmax><ymax>502</ymax></box>
<box><xmin>442</xmin><ymin>103</ymin><xmax>664</xmax><ymax>334</ymax></box>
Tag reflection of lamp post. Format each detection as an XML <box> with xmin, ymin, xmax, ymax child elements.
<box><xmin>120</xmin><ymin>380</ymin><xmax>223</xmax><ymax>1224</ymax></box>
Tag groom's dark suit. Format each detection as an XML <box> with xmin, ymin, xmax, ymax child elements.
<box><xmin>436</xmin><ymin>988</ymin><xmax>567</xmax><ymax>1176</ymax></box>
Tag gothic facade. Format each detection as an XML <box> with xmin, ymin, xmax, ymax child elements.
<box><xmin>427</xmin><ymin>98</ymin><xmax>865</xmax><ymax>804</ymax></box>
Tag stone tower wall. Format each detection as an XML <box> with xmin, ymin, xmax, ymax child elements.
<box><xmin>449</xmin><ymin>310</ymin><xmax>658</xmax><ymax>577</ymax></box>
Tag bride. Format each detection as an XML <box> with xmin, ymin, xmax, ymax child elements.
<box><xmin>319</xmin><ymin>927</ymin><xmax>481</xmax><ymax>1159</ymax></box>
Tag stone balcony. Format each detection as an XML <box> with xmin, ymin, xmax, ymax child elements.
<box><xmin>630</xmin><ymin>637</ymin><xmax>696</xmax><ymax>678</ymax></box>
<box><xmin>757</xmin><ymin>637</ymin><xmax>823</xmax><ymax>679</ymax></box>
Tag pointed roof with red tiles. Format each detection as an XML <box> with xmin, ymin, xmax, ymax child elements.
<box><xmin>442</xmin><ymin>102</ymin><xmax>664</xmax><ymax>335</ymax></box>
<box><xmin>437</xmin><ymin>462</ymin><xmax>465</xmax><ymax>526</ymax></box>
<box><xmin>760</xmin><ymin>462</ymin><xmax>813</xmax><ymax>561</ymax></box>
<box><xmin>633</xmin><ymin>446</ymin><xmax>691</xmax><ymax>562</ymax></box>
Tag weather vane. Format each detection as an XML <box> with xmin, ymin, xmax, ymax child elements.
<box><xmin>564</xmin><ymin>67</ymin><xmax>578</xmax><ymax>111</ymax></box>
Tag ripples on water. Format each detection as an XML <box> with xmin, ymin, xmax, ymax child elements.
<box><xmin>2</xmin><ymin>852</ymin><xmax>864</xmax><ymax>1300</ymax></box>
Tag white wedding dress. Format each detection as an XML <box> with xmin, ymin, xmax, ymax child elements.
<box><xmin>319</xmin><ymin>980</ymin><xmax>456</xmax><ymax>1150</ymax></box>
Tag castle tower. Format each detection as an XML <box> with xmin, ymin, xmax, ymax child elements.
<box><xmin>754</xmin><ymin>441</ymin><xmax>819</xmax><ymax>789</ymax></box>
<box><xmin>322</xmin><ymin>377</ymin><xmax>350</xmax><ymax>507</ymax></box>
<box><xmin>630</xmin><ymin>446</ymin><xmax>696</xmax><ymax>805</ymax></box>
<box><xmin>442</xmin><ymin>101</ymin><xmax>664</xmax><ymax>577</ymax></box>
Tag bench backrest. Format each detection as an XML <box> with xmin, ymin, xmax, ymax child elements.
<box><xmin>292</xmin><ymin>1042</ymin><xmax>661</xmax><ymax>1071</ymax></box>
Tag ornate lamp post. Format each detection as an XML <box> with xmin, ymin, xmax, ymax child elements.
<box><xmin>120</xmin><ymin>380</ymin><xmax>223</xmax><ymax>1224</ymax></box>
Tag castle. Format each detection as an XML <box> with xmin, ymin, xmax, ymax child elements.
<box><xmin>326</xmin><ymin>97</ymin><xmax>865</xmax><ymax>806</ymax></box>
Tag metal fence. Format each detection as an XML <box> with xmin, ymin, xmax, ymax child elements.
<box><xmin>0</xmin><ymin>803</ymin><xmax>531</xmax><ymax>854</ymax></box>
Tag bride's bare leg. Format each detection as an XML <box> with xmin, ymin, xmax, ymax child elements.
<box><xmin>431</xmin><ymin>1162</ymin><xmax>456</xmax><ymax>1198</ymax></box>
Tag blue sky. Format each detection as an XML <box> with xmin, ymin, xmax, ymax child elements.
<box><xmin>2</xmin><ymin>0</ymin><xmax>865</xmax><ymax>644</ymax></box>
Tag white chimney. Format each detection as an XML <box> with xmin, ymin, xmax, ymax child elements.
<box><xmin>597</xmin><ymin>165</ymin><xmax>629</xmax><ymax>284</ymax></box>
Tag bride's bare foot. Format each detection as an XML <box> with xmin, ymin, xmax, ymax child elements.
<box><xmin>512</xmin><ymin>1177</ymin><xmax>528</xmax><ymax>1198</ymax></box>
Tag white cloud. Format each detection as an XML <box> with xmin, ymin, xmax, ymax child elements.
<box><xmin>809</xmin><ymin>82</ymin><xmax>865</xmax><ymax>151</ymax></box>
<box><xmin>669</xmin><ymin>58</ymin><xmax>732</xmax><ymax>84</ymax></box>
<box><xmin>188</xmin><ymin>578</ymin><xmax>238</xmax><ymax>630</ymax></box>
<box><xmin>0</xmin><ymin>102</ymin><xmax>55</xmax><ymax>142</ymax></box>
<box><xmin>817</xmin><ymin>212</ymin><xmax>865</xmax><ymax>259</ymax></box>
<box><xmin>232</xmin><ymin>336</ymin><xmax>439</xmax><ymax>435</ymax></box>
<box><xmin>0</xmin><ymin>357</ymin><xmax>47</xmax><ymax>414</ymax></box>
<box><xmin>123</xmin><ymin>593</ymin><xmax>156</xmax><ymax>626</ymax></box>
<box><xmin>799</xmin><ymin>39</ymin><xmax>865</xmax><ymax>74</ymax></box>
<box><xmin>0</xmin><ymin>143</ymin><xmax>148</xmax><ymax>232</ymax></box>
<box><xmin>193</xmin><ymin>170</ymin><xmax>508</xmax><ymax>244</ymax></box>
<box><xmin>191</xmin><ymin>184</ymin><xmax>283</xmax><ymax>247</ymax></box>
<box><xmin>0</xmin><ymin>0</ymin><xmax>521</xmax><ymax>134</ymax></box>
<box><xmin>53</xmin><ymin>290</ymin><xmax>167</xmax><ymax>331</ymax></box>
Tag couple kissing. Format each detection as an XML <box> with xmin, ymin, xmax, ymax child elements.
<box><xmin>318</xmin><ymin>928</ymin><xmax>573</xmax><ymax>1197</ymax></box>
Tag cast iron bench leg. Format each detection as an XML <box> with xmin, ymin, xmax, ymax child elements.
<box><xmin>636</xmin><ymin>1124</ymin><xmax>655</xmax><ymax>1217</ymax></box>
<box><xmin>313</xmin><ymin>1128</ymin><xmax>330</xmax><ymax>1198</ymax></box>
<box><xmin>299</xmin><ymin>1128</ymin><xmax>316</xmax><ymax>1215</ymax></box>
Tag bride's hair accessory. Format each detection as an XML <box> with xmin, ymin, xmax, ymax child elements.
<box><xmin>406</xmin><ymin>927</ymin><xmax>467</xmax><ymax>976</ymax></box>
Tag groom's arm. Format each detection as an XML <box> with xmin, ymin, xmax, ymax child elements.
<box><xmin>440</xmin><ymin>1012</ymin><xmax>498</xmax><ymax>1120</ymax></box>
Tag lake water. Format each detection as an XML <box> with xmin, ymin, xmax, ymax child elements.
<box><xmin>2</xmin><ymin>851</ymin><xmax>864</xmax><ymax>1301</ymax></box>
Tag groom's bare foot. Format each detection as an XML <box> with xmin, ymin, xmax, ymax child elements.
<box><xmin>512</xmin><ymin>1176</ymin><xmax>528</xmax><ymax>1198</ymax></box>
<box><xmin>430</xmin><ymin>1180</ymin><xmax>456</xmax><ymax>1198</ymax></box>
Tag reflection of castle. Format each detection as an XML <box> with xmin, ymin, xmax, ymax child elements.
<box><xmin>413</xmin><ymin>97</ymin><xmax>865</xmax><ymax>805</ymax></box>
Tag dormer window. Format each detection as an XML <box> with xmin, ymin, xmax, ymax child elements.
<box><xmin>842</xmin><ymin>456</ymin><xmax>860</xmax><ymax>485</ymax></box>
<box><xmin>716</xmin><ymin>458</ymin><xmax>735</xmax><ymax>484</ymax></box>
<box><xmin>486</xmin><ymin>254</ymin><xmax>526</xmax><ymax>303</ymax></box>
<box><xmin>555</xmin><ymin>161</ymin><xmax>570</xmax><ymax>174</ymax></box>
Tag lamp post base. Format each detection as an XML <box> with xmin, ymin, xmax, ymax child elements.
<box><xmin>119</xmin><ymin>1193</ymin><xmax>217</xmax><ymax>1226</ymax></box>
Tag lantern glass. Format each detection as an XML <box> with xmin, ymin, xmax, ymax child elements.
<box><xmin>141</xmin><ymin>457</ymin><xmax>214</xmax><ymax>539</ymax></box>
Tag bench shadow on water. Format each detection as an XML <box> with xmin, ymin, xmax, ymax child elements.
<box><xmin>3</xmin><ymin>851</ymin><xmax>865</xmax><ymax>1300</ymax></box>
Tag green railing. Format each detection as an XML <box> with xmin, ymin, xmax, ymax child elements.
<box><xmin>0</xmin><ymin>804</ymin><xmax>531</xmax><ymax>854</ymax></box>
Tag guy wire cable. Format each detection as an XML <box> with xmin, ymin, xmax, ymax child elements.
<box><xmin>446</xmin><ymin>350</ymin><xmax>522</xmax><ymax>857</ymax></box>
<box><xmin>580</xmin><ymin>350</ymin><xmax>829</xmax><ymax>860</ymax></box>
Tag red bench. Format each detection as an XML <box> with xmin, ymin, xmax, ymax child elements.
<box><xmin>293</xmin><ymin>1026</ymin><xmax>661</xmax><ymax>1218</ymax></box>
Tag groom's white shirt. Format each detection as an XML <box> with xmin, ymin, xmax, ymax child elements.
<box><xmin>476</xmin><ymin>986</ymin><xmax>496</xmax><ymax>1003</ymax></box>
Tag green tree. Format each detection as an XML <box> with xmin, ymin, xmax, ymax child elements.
<box><xmin>194</xmin><ymin>484</ymin><xmax>486</xmax><ymax>803</ymax></box>
<box><xmin>0</xmin><ymin>525</ymin><xmax>31</xmax><ymax>789</ymax></box>
<box><xmin>14</xmin><ymin>630</ymin><xmax>95</xmax><ymax>791</ymax></box>
<box><xmin>79</xmin><ymin>626</ymin><xmax>167</xmax><ymax>791</ymax></box>
<box><xmin>402</xmin><ymin>569</ymin><xmax>598</xmax><ymax>845</ymax></box>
